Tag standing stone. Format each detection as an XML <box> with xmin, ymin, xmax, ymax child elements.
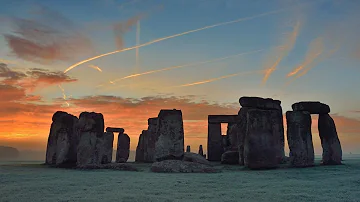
<box><xmin>198</xmin><ymin>145</ymin><xmax>204</xmax><ymax>157</ymax></box>
<box><xmin>269</xmin><ymin>109</ymin><xmax>285</xmax><ymax>163</ymax></box>
<box><xmin>286</xmin><ymin>111</ymin><xmax>314</xmax><ymax>167</ymax></box>
<box><xmin>227</xmin><ymin>123</ymin><xmax>239</xmax><ymax>151</ymax></box>
<box><xmin>207</xmin><ymin>123</ymin><xmax>222</xmax><ymax>161</ymax></box>
<box><xmin>243</xmin><ymin>109</ymin><xmax>277</xmax><ymax>169</ymax></box>
<box><xmin>135</xmin><ymin>130</ymin><xmax>146</xmax><ymax>162</ymax></box>
<box><xmin>155</xmin><ymin>109</ymin><xmax>184</xmax><ymax>161</ymax></box>
<box><xmin>144</xmin><ymin>117</ymin><xmax>159</xmax><ymax>162</ymax></box>
<box><xmin>45</xmin><ymin>111</ymin><xmax>79</xmax><ymax>167</ymax></box>
<box><xmin>221</xmin><ymin>150</ymin><xmax>239</xmax><ymax>165</ymax></box>
<box><xmin>116</xmin><ymin>133</ymin><xmax>130</xmax><ymax>163</ymax></box>
<box><xmin>99</xmin><ymin>132</ymin><xmax>114</xmax><ymax>164</ymax></box>
<box><xmin>318</xmin><ymin>114</ymin><xmax>342</xmax><ymax>165</ymax></box>
<box><xmin>237</xmin><ymin>107</ymin><xmax>249</xmax><ymax>165</ymax></box>
<box><xmin>186</xmin><ymin>145</ymin><xmax>191</xmax><ymax>152</ymax></box>
<box><xmin>222</xmin><ymin>135</ymin><xmax>230</xmax><ymax>152</ymax></box>
<box><xmin>76</xmin><ymin>112</ymin><xmax>105</xmax><ymax>167</ymax></box>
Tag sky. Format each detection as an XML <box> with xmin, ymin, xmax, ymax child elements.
<box><xmin>0</xmin><ymin>0</ymin><xmax>359</xmax><ymax>155</ymax></box>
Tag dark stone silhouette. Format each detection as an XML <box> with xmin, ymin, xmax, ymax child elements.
<box><xmin>286</xmin><ymin>111</ymin><xmax>314</xmax><ymax>167</ymax></box>
<box><xmin>46</xmin><ymin>111</ymin><xmax>79</xmax><ymax>167</ymax></box>
<box><xmin>292</xmin><ymin>101</ymin><xmax>330</xmax><ymax>114</ymax></box>
<box><xmin>116</xmin><ymin>133</ymin><xmax>130</xmax><ymax>163</ymax></box>
<box><xmin>135</xmin><ymin>130</ymin><xmax>146</xmax><ymax>162</ymax></box>
<box><xmin>318</xmin><ymin>114</ymin><xmax>342</xmax><ymax>165</ymax></box>
<box><xmin>239</xmin><ymin>96</ymin><xmax>281</xmax><ymax>110</ymax></box>
<box><xmin>227</xmin><ymin>123</ymin><xmax>239</xmax><ymax>151</ymax></box>
<box><xmin>243</xmin><ymin>109</ymin><xmax>277</xmax><ymax>169</ymax></box>
<box><xmin>207</xmin><ymin>115</ymin><xmax>238</xmax><ymax>161</ymax></box>
<box><xmin>186</xmin><ymin>145</ymin><xmax>191</xmax><ymax>152</ymax></box>
<box><xmin>100</xmin><ymin>132</ymin><xmax>114</xmax><ymax>164</ymax></box>
<box><xmin>221</xmin><ymin>150</ymin><xmax>239</xmax><ymax>165</ymax></box>
<box><xmin>106</xmin><ymin>127</ymin><xmax>124</xmax><ymax>133</ymax></box>
<box><xmin>155</xmin><ymin>109</ymin><xmax>184</xmax><ymax>161</ymax></box>
<box><xmin>144</xmin><ymin>117</ymin><xmax>159</xmax><ymax>162</ymax></box>
<box><xmin>237</xmin><ymin>107</ymin><xmax>249</xmax><ymax>165</ymax></box>
<box><xmin>198</xmin><ymin>145</ymin><xmax>204</xmax><ymax>157</ymax></box>
<box><xmin>76</xmin><ymin>112</ymin><xmax>106</xmax><ymax>167</ymax></box>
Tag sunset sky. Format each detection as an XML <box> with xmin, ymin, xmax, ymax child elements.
<box><xmin>0</xmin><ymin>0</ymin><xmax>359</xmax><ymax>155</ymax></box>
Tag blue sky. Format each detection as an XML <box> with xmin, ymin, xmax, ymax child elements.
<box><xmin>1</xmin><ymin>0</ymin><xmax>360</xmax><ymax>151</ymax></box>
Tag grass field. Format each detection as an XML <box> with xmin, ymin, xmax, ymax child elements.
<box><xmin>1</xmin><ymin>158</ymin><xmax>360</xmax><ymax>202</ymax></box>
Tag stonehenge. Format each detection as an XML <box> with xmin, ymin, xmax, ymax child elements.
<box><xmin>46</xmin><ymin>96</ymin><xmax>343</xmax><ymax>171</ymax></box>
<box><xmin>45</xmin><ymin>111</ymin><xmax>129</xmax><ymax>168</ymax></box>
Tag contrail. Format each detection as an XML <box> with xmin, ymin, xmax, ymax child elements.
<box><xmin>261</xmin><ymin>20</ymin><xmax>301</xmax><ymax>84</ymax></box>
<box><xmin>58</xmin><ymin>84</ymin><xmax>70</xmax><ymax>107</ymax></box>
<box><xmin>135</xmin><ymin>20</ymin><xmax>140</xmax><ymax>73</ymax></box>
<box><xmin>108</xmin><ymin>48</ymin><xmax>265</xmax><ymax>84</ymax></box>
<box><xmin>64</xmin><ymin>4</ymin><xmax>308</xmax><ymax>73</ymax></box>
<box><xmin>171</xmin><ymin>70</ymin><xmax>264</xmax><ymax>88</ymax></box>
<box><xmin>88</xmin><ymin>64</ymin><xmax>103</xmax><ymax>72</ymax></box>
<box><xmin>287</xmin><ymin>37</ymin><xmax>323</xmax><ymax>77</ymax></box>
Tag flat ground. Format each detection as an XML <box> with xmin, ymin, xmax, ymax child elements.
<box><xmin>1</xmin><ymin>158</ymin><xmax>360</xmax><ymax>202</ymax></box>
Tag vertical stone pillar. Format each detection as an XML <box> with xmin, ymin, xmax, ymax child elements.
<box><xmin>186</xmin><ymin>145</ymin><xmax>191</xmax><ymax>152</ymax></box>
<box><xmin>207</xmin><ymin>122</ymin><xmax>222</xmax><ymax>161</ymax></box>
<box><xmin>286</xmin><ymin>111</ymin><xmax>314</xmax><ymax>167</ymax></box>
<box><xmin>318</xmin><ymin>114</ymin><xmax>342</xmax><ymax>165</ymax></box>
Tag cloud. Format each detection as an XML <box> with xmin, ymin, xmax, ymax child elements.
<box><xmin>0</xmin><ymin>63</ymin><xmax>27</xmax><ymax>84</ymax></box>
<box><xmin>3</xmin><ymin>6</ymin><xmax>94</xmax><ymax>64</ymax></box>
<box><xmin>26</xmin><ymin>68</ymin><xmax>77</xmax><ymax>85</ymax></box>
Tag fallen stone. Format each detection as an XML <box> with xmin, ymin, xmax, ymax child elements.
<box><xmin>318</xmin><ymin>114</ymin><xmax>342</xmax><ymax>165</ymax></box>
<box><xmin>239</xmin><ymin>96</ymin><xmax>281</xmax><ymax>110</ymax></box>
<box><xmin>155</xmin><ymin>109</ymin><xmax>184</xmax><ymax>161</ymax></box>
<box><xmin>106</xmin><ymin>127</ymin><xmax>124</xmax><ymax>134</ymax></box>
<box><xmin>244</xmin><ymin>109</ymin><xmax>278</xmax><ymax>169</ymax></box>
<box><xmin>292</xmin><ymin>101</ymin><xmax>330</xmax><ymax>114</ymax></box>
<box><xmin>151</xmin><ymin>160</ymin><xmax>219</xmax><ymax>173</ymax></box>
<box><xmin>221</xmin><ymin>150</ymin><xmax>239</xmax><ymax>165</ymax></box>
<box><xmin>77</xmin><ymin>163</ymin><xmax>138</xmax><ymax>171</ymax></box>
<box><xmin>116</xmin><ymin>133</ymin><xmax>130</xmax><ymax>163</ymax></box>
<box><xmin>286</xmin><ymin>111</ymin><xmax>314</xmax><ymax>167</ymax></box>
<box><xmin>183</xmin><ymin>152</ymin><xmax>211</xmax><ymax>165</ymax></box>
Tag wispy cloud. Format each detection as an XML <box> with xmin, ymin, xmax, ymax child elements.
<box><xmin>3</xmin><ymin>6</ymin><xmax>94</xmax><ymax>64</ymax></box>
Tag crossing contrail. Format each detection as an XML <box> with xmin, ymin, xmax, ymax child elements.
<box><xmin>106</xmin><ymin>48</ymin><xmax>264</xmax><ymax>84</ymax></box>
<box><xmin>88</xmin><ymin>64</ymin><xmax>103</xmax><ymax>72</ymax></box>
<box><xmin>64</xmin><ymin>4</ymin><xmax>309</xmax><ymax>73</ymax></box>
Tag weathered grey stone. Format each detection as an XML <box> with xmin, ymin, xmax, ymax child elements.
<box><xmin>318</xmin><ymin>114</ymin><xmax>342</xmax><ymax>165</ymax></box>
<box><xmin>244</xmin><ymin>109</ymin><xmax>278</xmax><ymax>169</ymax></box>
<box><xmin>144</xmin><ymin>117</ymin><xmax>158</xmax><ymax>163</ymax></box>
<box><xmin>135</xmin><ymin>130</ymin><xmax>146</xmax><ymax>162</ymax></box>
<box><xmin>105</xmin><ymin>127</ymin><xmax>124</xmax><ymax>134</ymax></box>
<box><xmin>186</xmin><ymin>145</ymin><xmax>191</xmax><ymax>152</ymax></box>
<box><xmin>239</xmin><ymin>96</ymin><xmax>281</xmax><ymax>110</ymax></box>
<box><xmin>76</xmin><ymin>112</ymin><xmax>105</xmax><ymax>167</ymax></box>
<box><xmin>207</xmin><ymin>122</ymin><xmax>222</xmax><ymax>161</ymax></box>
<box><xmin>45</xmin><ymin>111</ymin><xmax>79</xmax><ymax>167</ymax></box>
<box><xmin>155</xmin><ymin>109</ymin><xmax>184</xmax><ymax>161</ymax></box>
<box><xmin>286</xmin><ymin>111</ymin><xmax>314</xmax><ymax>167</ymax></box>
<box><xmin>221</xmin><ymin>150</ymin><xmax>239</xmax><ymax>165</ymax></box>
<box><xmin>183</xmin><ymin>152</ymin><xmax>210</xmax><ymax>165</ymax></box>
<box><xmin>227</xmin><ymin>123</ymin><xmax>239</xmax><ymax>151</ymax></box>
<box><xmin>270</xmin><ymin>108</ymin><xmax>285</xmax><ymax>163</ymax></box>
<box><xmin>292</xmin><ymin>101</ymin><xmax>330</xmax><ymax>114</ymax></box>
<box><xmin>151</xmin><ymin>160</ymin><xmax>219</xmax><ymax>173</ymax></box>
<box><xmin>222</xmin><ymin>135</ymin><xmax>230</xmax><ymax>152</ymax></box>
<box><xmin>116</xmin><ymin>133</ymin><xmax>130</xmax><ymax>163</ymax></box>
<box><xmin>237</xmin><ymin>107</ymin><xmax>249</xmax><ymax>165</ymax></box>
<box><xmin>100</xmin><ymin>132</ymin><xmax>114</xmax><ymax>164</ymax></box>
